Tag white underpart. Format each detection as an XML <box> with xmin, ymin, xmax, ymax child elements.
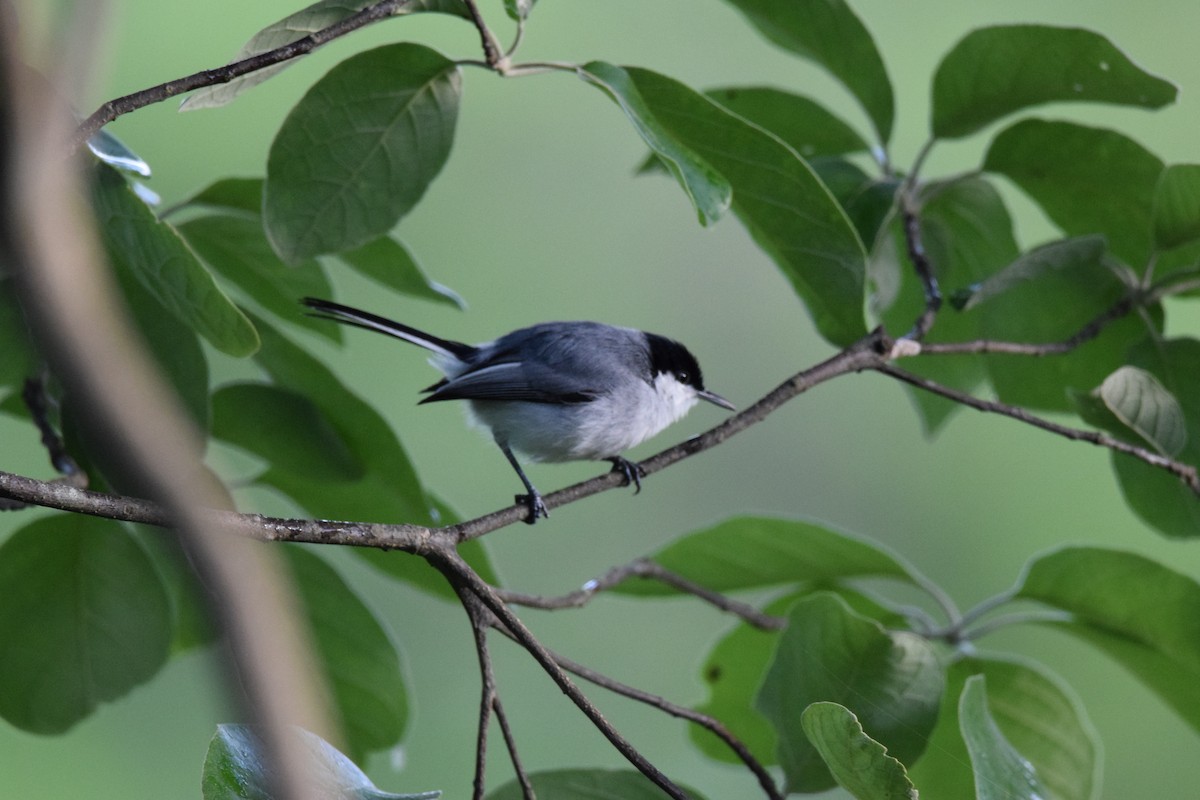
<box><xmin>467</xmin><ymin>373</ymin><xmax>700</xmax><ymax>462</ymax></box>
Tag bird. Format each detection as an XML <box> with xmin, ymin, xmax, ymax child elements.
<box><xmin>302</xmin><ymin>297</ymin><xmax>734</xmax><ymax>524</ymax></box>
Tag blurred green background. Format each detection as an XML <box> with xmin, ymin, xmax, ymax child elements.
<box><xmin>4</xmin><ymin>1</ymin><xmax>1200</xmax><ymax>797</ymax></box>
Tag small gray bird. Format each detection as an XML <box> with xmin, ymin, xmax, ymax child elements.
<box><xmin>303</xmin><ymin>298</ymin><xmax>734</xmax><ymax>523</ymax></box>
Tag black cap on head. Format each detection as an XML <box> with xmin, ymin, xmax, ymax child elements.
<box><xmin>644</xmin><ymin>333</ymin><xmax>735</xmax><ymax>410</ymax></box>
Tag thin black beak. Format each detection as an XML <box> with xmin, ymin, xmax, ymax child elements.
<box><xmin>698</xmin><ymin>389</ymin><xmax>736</xmax><ymax>411</ymax></box>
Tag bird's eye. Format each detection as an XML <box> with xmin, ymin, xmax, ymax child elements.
<box><xmin>677</xmin><ymin>371</ymin><xmax>690</xmax><ymax>383</ymax></box>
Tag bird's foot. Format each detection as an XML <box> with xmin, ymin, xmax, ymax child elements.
<box><xmin>607</xmin><ymin>457</ymin><xmax>645</xmax><ymax>494</ymax></box>
<box><xmin>515</xmin><ymin>491</ymin><xmax>549</xmax><ymax>525</ymax></box>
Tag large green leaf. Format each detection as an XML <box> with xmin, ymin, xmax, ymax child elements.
<box><xmin>718</xmin><ymin>0</ymin><xmax>893</xmax><ymax>143</ymax></box>
<box><xmin>487</xmin><ymin>769</ymin><xmax>706</xmax><ymax>800</ymax></box>
<box><xmin>690</xmin><ymin>589</ymin><xmax>909</xmax><ymax>766</ymax></box>
<box><xmin>180</xmin><ymin>214</ymin><xmax>339</xmax><ymax>340</ymax></box>
<box><xmin>115</xmin><ymin>266</ymin><xmax>212</xmax><ymax>431</ymax></box>
<box><xmin>705</xmin><ymin>87</ymin><xmax>869</xmax><ymax>159</ymax></box>
<box><xmin>1154</xmin><ymin>164</ymin><xmax>1200</xmax><ymax>251</ymax></box>
<box><xmin>181</xmin><ymin>0</ymin><xmax>469</xmax><ymax>111</ymax></box>
<box><xmin>91</xmin><ymin>164</ymin><xmax>259</xmax><ymax>356</ymax></box>
<box><xmin>985</xmin><ymin>119</ymin><xmax>1164</xmax><ymax>267</ymax></box>
<box><xmin>953</xmin><ymin>235</ymin><xmax>1107</xmax><ymax>311</ymax></box>
<box><xmin>625</xmin><ymin>67</ymin><xmax>867</xmax><ymax>345</ymax></box>
<box><xmin>285</xmin><ymin>548</ymin><xmax>408</xmax><ymax>761</ymax></box>
<box><xmin>248</xmin><ymin>314</ymin><xmax>498</xmax><ymax>596</ymax></box>
<box><xmin>958</xmin><ymin>677</ymin><xmax>1047</xmax><ymax>800</ymax></box>
<box><xmin>756</xmin><ymin>593</ymin><xmax>943</xmax><ymax>793</ymax></box>
<box><xmin>932</xmin><ymin>25</ymin><xmax>1176</xmax><ymax>139</ymax></box>
<box><xmin>614</xmin><ymin>516</ymin><xmax>919</xmax><ymax>596</ymax></box>
<box><xmin>581</xmin><ymin>62</ymin><xmax>730</xmax><ymax>225</ymax></box>
<box><xmin>1110</xmin><ymin>338</ymin><xmax>1200</xmax><ymax>536</ymax></box>
<box><xmin>212</xmin><ymin>382</ymin><xmax>365</xmax><ymax>482</ymax></box>
<box><xmin>201</xmin><ymin>724</ymin><xmax>440</xmax><ymax>800</ymax></box>
<box><xmin>1019</xmin><ymin>545</ymin><xmax>1200</xmax><ymax>727</ymax></box>
<box><xmin>801</xmin><ymin>702</ymin><xmax>917</xmax><ymax>800</ymax></box>
<box><xmin>970</xmin><ymin>237</ymin><xmax>1152</xmax><ymax>411</ymax></box>
<box><xmin>910</xmin><ymin>654</ymin><xmax>1099</xmax><ymax>800</ymax></box>
<box><xmin>0</xmin><ymin>515</ymin><xmax>172</xmax><ymax>733</ymax></box>
<box><xmin>265</xmin><ymin>44</ymin><xmax>461</xmax><ymax>263</ymax></box>
<box><xmin>336</xmin><ymin>236</ymin><xmax>465</xmax><ymax>309</ymax></box>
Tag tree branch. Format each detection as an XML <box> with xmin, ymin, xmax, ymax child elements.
<box><xmin>496</xmin><ymin>558</ymin><xmax>784</xmax><ymax>631</ymax></box>
<box><xmin>915</xmin><ymin>294</ymin><xmax>1137</xmax><ymax>356</ymax></box>
<box><xmin>875</xmin><ymin>364</ymin><xmax>1200</xmax><ymax>494</ymax></box>
<box><xmin>429</xmin><ymin>548</ymin><xmax>694</xmax><ymax>800</ymax></box>
<box><xmin>490</xmin><ymin>623</ymin><xmax>784</xmax><ymax>800</ymax></box>
<box><xmin>72</xmin><ymin>0</ymin><xmax>418</xmax><ymax>149</ymax></box>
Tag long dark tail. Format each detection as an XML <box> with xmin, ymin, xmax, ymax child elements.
<box><xmin>301</xmin><ymin>297</ymin><xmax>476</xmax><ymax>361</ymax></box>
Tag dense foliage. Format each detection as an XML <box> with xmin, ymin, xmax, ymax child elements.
<box><xmin>2</xmin><ymin>1</ymin><xmax>1200</xmax><ymax>798</ymax></box>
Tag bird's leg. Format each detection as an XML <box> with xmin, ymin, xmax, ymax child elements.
<box><xmin>607</xmin><ymin>456</ymin><xmax>645</xmax><ymax>494</ymax></box>
<box><xmin>497</xmin><ymin>441</ymin><xmax>549</xmax><ymax>524</ymax></box>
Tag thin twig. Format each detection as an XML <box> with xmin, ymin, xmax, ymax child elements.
<box><xmin>875</xmin><ymin>364</ymin><xmax>1200</xmax><ymax>494</ymax></box>
<box><xmin>496</xmin><ymin>558</ymin><xmax>784</xmax><ymax>630</ymax></box>
<box><xmin>429</xmin><ymin>548</ymin><xmax>694</xmax><ymax>800</ymax></box>
<box><xmin>457</xmin><ymin>589</ymin><xmax>499</xmax><ymax>800</ymax></box>
<box><xmin>492</xmin><ymin>696</ymin><xmax>536</xmax><ymax>800</ymax></box>
<box><xmin>461</xmin><ymin>0</ymin><xmax>504</xmax><ymax>68</ymax></box>
<box><xmin>72</xmin><ymin>0</ymin><xmax>417</xmax><ymax>149</ymax></box>
<box><xmin>900</xmin><ymin>201</ymin><xmax>942</xmax><ymax>341</ymax></box>
<box><xmin>916</xmin><ymin>294</ymin><xmax>1136</xmax><ymax>356</ymax></box>
<box><xmin>490</xmin><ymin>623</ymin><xmax>784</xmax><ymax>800</ymax></box>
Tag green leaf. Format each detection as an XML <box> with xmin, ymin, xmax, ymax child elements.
<box><xmin>1019</xmin><ymin>545</ymin><xmax>1200</xmax><ymax>728</ymax></box>
<box><xmin>201</xmin><ymin>724</ymin><xmax>440</xmax><ymax>800</ymax></box>
<box><xmin>0</xmin><ymin>284</ymin><xmax>39</xmax><ymax>391</ymax></box>
<box><xmin>248</xmin><ymin>313</ymin><xmax>432</xmax><ymax>523</ymax></box>
<box><xmin>212</xmin><ymin>382</ymin><xmax>365</xmax><ymax>482</ymax></box>
<box><xmin>181</xmin><ymin>0</ymin><xmax>468</xmax><ymax>111</ymax></box>
<box><xmin>933</xmin><ymin>25</ymin><xmax>1176</xmax><ymax>139</ymax></box>
<box><xmin>910</xmin><ymin>654</ymin><xmax>1099</xmax><ymax>800</ymax></box>
<box><xmin>801</xmin><ymin>702</ymin><xmax>917</xmax><ymax>800</ymax></box>
<box><xmin>705</xmin><ymin>87</ymin><xmax>869</xmax><ymax>159</ymax></box>
<box><xmin>581</xmin><ymin>62</ymin><xmax>731</xmax><ymax>226</ymax></box>
<box><xmin>91</xmin><ymin>164</ymin><xmax>259</xmax><ymax>356</ymax></box>
<box><xmin>809</xmin><ymin>157</ymin><xmax>899</xmax><ymax>253</ymax></box>
<box><xmin>179</xmin><ymin>214</ymin><xmax>339</xmax><ymax>340</ymax></box>
<box><xmin>718</xmin><ymin>0</ymin><xmax>893</xmax><ymax>143</ymax></box>
<box><xmin>1091</xmin><ymin>366</ymin><xmax>1187</xmax><ymax>456</ymax></box>
<box><xmin>615</xmin><ymin>516</ymin><xmax>920</xmax><ymax>597</ymax></box>
<box><xmin>953</xmin><ymin>235</ymin><xmax>1108</xmax><ymax>310</ymax></box>
<box><xmin>691</xmin><ymin>588</ymin><xmax>909</xmax><ymax>766</ymax></box>
<box><xmin>265</xmin><ymin>44</ymin><xmax>461</xmax><ymax>263</ymax></box>
<box><xmin>115</xmin><ymin>266</ymin><xmax>212</xmax><ymax>431</ymax></box>
<box><xmin>881</xmin><ymin>178</ymin><xmax>1018</xmax><ymax>432</ymax></box>
<box><xmin>486</xmin><ymin>769</ymin><xmax>706</xmax><ymax>800</ymax></box>
<box><xmin>971</xmin><ymin>237</ymin><xmax>1152</xmax><ymax>412</ymax></box>
<box><xmin>626</xmin><ymin>67</ymin><xmax>868</xmax><ymax>345</ymax></box>
<box><xmin>337</xmin><ymin>236</ymin><xmax>465</xmax><ymax>309</ymax></box>
<box><xmin>985</xmin><ymin>119</ymin><xmax>1164</xmax><ymax>267</ymax></box>
<box><xmin>1154</xmin><ymin>164</ymin><xmax>1200</xmax><ymax>250</ymax></box>
<box><xmin>285</xmin><ymin>548</ymin><xmax>408</xmax><ymax>761</ymax></box>
<box><xmin>958</xmin><ymin>677</ymin><xmax>1047</xmax><ymax>800</ymax></box>
<box><xmin>0</xmin><ymin>515</ymin><xmax>172</xmax><ymax>733</ymax></box>
<box><xmin>1110</xmin><ymin>338</ymin><xmax>1200</xmax><ymax>536</ymax></box>
<box><xmin>173</xmin><ymin>176</ymin><xmax>264</xmax><ymax>217</ymax></box>
<box><xmin>248</xmin><ymin>314</ymin><xmax>498</xmax><ymax>596</ymax></box>
<box><xmin>756</xmin><ymin>593</ymin><xmax>943</xmax><ymax>793</ymax></box>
